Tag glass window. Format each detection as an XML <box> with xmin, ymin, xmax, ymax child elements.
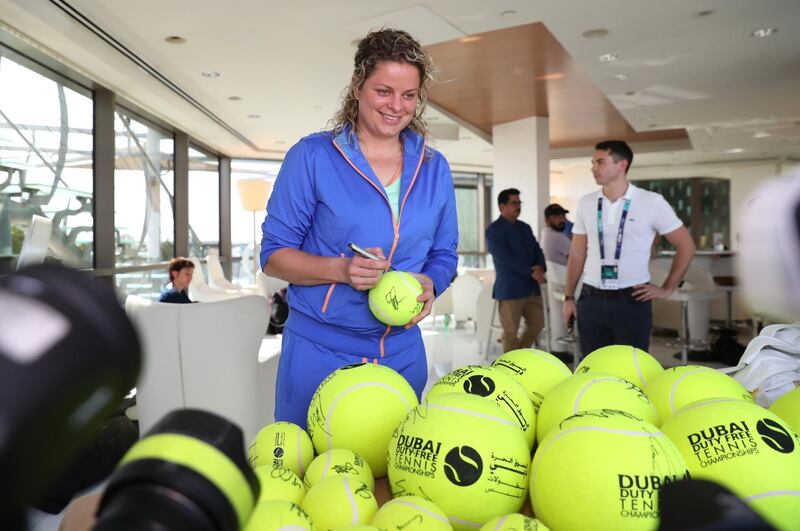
<box><xmin>231</xmin><ymin>159</ymin><xmax>280</xmax><ymax>283</ymax></box>
<box><xmin>114</xmin><ymin>108</ymin><xmax>174</xmax><ymax>266</ymax></box>
<box><xmin>0</xmin><ymin>48</ymin><xmax>94</xmax><ymax>272</ymax></box>
<box><xmin>188</xmin><ymin>145</ymin><xmax>219</xmax><ymax>258</ymax></box>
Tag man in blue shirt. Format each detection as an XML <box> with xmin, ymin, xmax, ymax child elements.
<box><xmin>486</xmin><ymin>188</ymin><xmax>546</xmax><ymax>353</ymax></box>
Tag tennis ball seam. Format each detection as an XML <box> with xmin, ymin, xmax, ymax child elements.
<box><xmin>342</xmin><ymin>477</ymin><xmax>359</xmax><ymax>525</ymax></box>
<box><xmin>528</xmin><ymin>350</ymin><xmax>573</xmax><ymax>376</ymax></box>
<box><xmin>669</xmin><ymin>369</ymin><xmax>713</xmax><ymax>413</ymax></box>
<box><xmin>397</xmin><ymin>272</ymin><xmax>423</xmax><ymax>296</ymax></box>
<box><xmin>745</xmin><ymin>490</ymin><xmax>800</xmax><ymax>501</ymax></box>
<box><xmin>294</xmin><ymin>433</ymin><xmax>306</xmax><ymax>477</ymax></box>
<box><xmin>428</xmin><ymin>402</ymin><xmax>517</xmax><ymax>427</ymax></box>
<box><xmin>631</xmin><ymin>346</ymin><xmax>646</xmax><ymax>386</ymax></box>
<box><xmin>325</xmin><ymin>382</ymin><xmax>414</xmax><ymax>450</ymax></box>
<box><xmin>391</xmin><ymin>499</ymin><xmax>450</xmax><ymax>524</ymax></box>
<box><xmin>572</xmin><ymin>376</ymin><xmax>619</xmax><ymax>414</ymax></box>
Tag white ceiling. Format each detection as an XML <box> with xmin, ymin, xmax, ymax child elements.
<box><xmin>1</xmin><ymin>0</ymin><xmax>798</xmax><ymax>170</ymax></box>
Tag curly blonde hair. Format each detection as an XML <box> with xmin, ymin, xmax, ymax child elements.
<box><xmin>331</xmin><ymin>28</ymin><xmax>435</xmax><ymax>139</ymax></box>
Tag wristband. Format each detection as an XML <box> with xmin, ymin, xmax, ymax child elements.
<box><xmin>564</xmin><ymin>295</ymin><xmax>575</xmax><ymax>301</ymax></box>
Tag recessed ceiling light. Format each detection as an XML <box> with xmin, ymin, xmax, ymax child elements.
<box><xmin>500</xmin><ymin>10</ymin><xmax>517</xmax><ymax>17</ymax></box>
<box><xmin>695</xmin><ymin>10</ymin><xmax>714</xmax><ymax>17</ymax></box>
<box><xmin>613</xmin><ymin>73</ymin><xmax>629</xmax><ymax>81</ymax></box>
<box><xmin>247</xmin><ymin>114</ymin><xmax>261</xmax><ymax>119</ymax></box>
<box><xmin>625</xmin><ymin>90</ymin><xmax>636</xmax><ymax>96</ymax></box>
<box><xmin>753</xmin><ymin>131</ymin><xmax>771</xmax><ymax>138</ymax></box>
<box><xmin>461</xmin><ymin>36</ymin><xmax>481</xmax><ymax>43</ymax></box>
<box><xmin>648</xmin><ymin>123</ymin><xmax>659</xmax><ymax>128</ymax></box>
<box><xmin>582</xmin><ymin>28</ymin><xmax>609</xmax><ymax>39</ymax></box>
<box><xmin>201</xmin><ymin>71</ymin><xmax>220</xmax><ymax>78</ymax></box>
<box><xmin>165</xmin><ymin>36</ymin><xmax>186</xmax><ymax>44</ymax></box>
<box><xmin>598</xmin><ymin>53</ymin><xmax>619</xmax><ymax>63</ymax></box>
<box><xmin>725</xmin><ymin>148</ymin><xmax>744</xmax><ymax>154</ymax></box>
<box><xmin>751</xmin><ymin>27</ymin><xmax>778</xmax><ymax>38</ymax></box>
<box><xmin>228</xmin><ymin>96</ymin><xmax>242</xmax><ymax>101</ymax></box>
<box><xmin>275</xmin><ymin>140</ymin><xmax>286</xmax><ymax>145</ymax></box>
<box><xmin>536</xmin><ymin>73</ymin><xmax>564</xmax><ymax>81</ymax></box>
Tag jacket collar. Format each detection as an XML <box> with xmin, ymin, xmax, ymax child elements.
<box><xmin>332</xmin><ymin>124</ymin><xmax>426</xmax><ymax>191</ymax></box>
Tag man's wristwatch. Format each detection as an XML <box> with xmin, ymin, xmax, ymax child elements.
<box><xmin>564</xmin><ymin>295</ymin><xmax>575</xmax><ymax>301</ymax></box>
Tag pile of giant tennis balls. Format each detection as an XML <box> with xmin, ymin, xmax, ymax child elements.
<box><xmin>239</xmin><ymin>346</ymin><xmax>800</xmax><ymax>530</ymax></box>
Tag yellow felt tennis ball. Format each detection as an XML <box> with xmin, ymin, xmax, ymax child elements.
<box><xmin>243</xmin><ymin>500</ymin><xmax>314</xmax><ymax>531</ymax></box>
<box><xmin>643</xmin><ymin>365</ymin><xmax>754</xmax><ymax>425</ymax></box>
<box><xmin>387</xmin><ymin>393</ymin><xmax>530</xmax><ymax>531</ymax></box>
<box><xmin>536</xmin><ymin>373</ymin><xmax>659</xmax><ymax>444</ymax></box>
<box><xmin>368</xmin><ymin>271</ymin><xmax>423</xmax><ymax>326</ymax></box>
<box><xmin>479</xmin><ymin>513</ymin><xmax>549</xmax><ymax>530</ymax></box>
<box><xmin>769</xmin><ymin>386</ymin><xmax>800</xmax><ymax>434</ymax></box>
<box><xmin>301</xmin><ymin>476</ymin><xmax>377</xmax><ymax>530</ymax></box>
<box><xmin>576</xmin><ymin>344</ymin><xmax>664</xmax><ymax>389</ymax></box>
<box><xmin>661</xmin><ymin>398</ymin><xmax>800</xmax><ymax>530</ymax></box>
<box><xmin>491</xmin><ymin>348</ymin><xmax>572</xmax><ymax>412</ymax></box>
<box><xmin>303</xmin><ymin>448</ymin><xmax>374</xmax><ymax>492</ymax></box>
<box><xmin>371</xmin><ymin>495</ymin><xmax>452</xmax><ymax>531</ymax></box>
<box><xmin>252</xmin><ymin>466</ymin><xmax>305</xmax><ymax>504</ymax></box>
<box><xmin>307</xmin><ymin>363</ymin><xmax>419</xmax><ymax>477</ymax></box>
<box><xmin>426</xmin><ymin>365</ymin><xmax>536</xmax><ymax>449</ymax></box>
<box><xmin>340</xmin><ymin>526</ymin><xmax>381</xmax><ymax>531</ymax></box>
<box><xmin>531</xmin><ymin>410</ymin><xmax>689</xmax><ymax>530</ymax></box>
<box><xmin>248</xmin><ymin>421</ymin><xmax>314</xmax><ymax>478</ymax></box>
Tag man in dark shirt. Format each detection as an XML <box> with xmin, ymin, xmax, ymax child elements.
<box><xmin>159</xmin><ymin>257</ymin><xmax>195</xmax><ymax>303</ymax></box>
<box><xmin>486</xmin><ymin>188</ymin><xmax>546</xmax><ymax>353</ymax></box>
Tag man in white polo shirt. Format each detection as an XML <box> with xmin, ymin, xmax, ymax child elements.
<box><xmin>562</xmin><ymin>140</ymin><xmax>695</xmax><ymax>354</ymax></box>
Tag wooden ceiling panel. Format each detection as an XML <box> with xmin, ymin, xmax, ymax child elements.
<box><xmin>426</xmin><ymin>22</ymin><xmax>688</xmax><ymax>150</ymax></box>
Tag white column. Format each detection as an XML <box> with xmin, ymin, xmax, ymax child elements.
<box><xmin>492</xmin><ymin>117</ymin><xmax>550</xmax><ymax>235</ymax></box>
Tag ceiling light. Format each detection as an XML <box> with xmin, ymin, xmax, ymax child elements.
<box><xmin>598</xmin><ymin>53</ymin><xmax>619</xmax><ymax>63</ymax></box>
<box><xmin>625</xmin><ymin>90</ymin><xmax>636</xmax><ymax>96</ymax></box>
<box><xmin>648</xmin><ymin>124</ymin><xmax>659</xmax><ymax>128</ymax></box>
<box><xmin>536</xmin><ymin>73</ymin><xmax>564</xmax><ymax>81</ymax></box>
<box><xmin>613</xmin><ymin>73</ymin><xmax>629</xmax><ymax>81</ymax></box>
<box><xmin>695</xmin><ymin>10</ymin><xmax>714</xmax><ymax>17</ymax></box>
<box><xmin>725</xmin><ymin>148</ymin><xmax>744</xmax><ymax>154</ymax></box>
<box><xmin>201</xmin><ymin>71</ymin><xmax>220</xmax><ymax>78</ymax></box>
<box><xmin>500</xmin><ymin>10</ymin><xmax>517</xmax><ymax>17</ymax></box>
<box><xmin>461</xmin><ymin>36</ymin><xmax>481</xmax><ymax>43</ymax></box>
<box><xmin>753</xmin><ymin>131</ymin><xmax>771</xmax><ymax>138</ymax></box>
<box><xmin>247</xmin><ymin>114</ymin><xmax>261</xmax><ymax>119</ymax></box>
<box><xmin>582</xmin><ymin>28</ymin><xmax>609</xmax><ymax>39</ymax></box>
<box><xmin>751</xmin><ymin>27</ymin><xmax>778</xmax><ymax>38</ymax></box>
<box><xmin>165</xmin><ymin>36</ymin><xmax>186</xmax><ymax>44</ymax></box>
<box><xmin>228</xmin><ymin>96</ymin><xmax>242</xmax><ymax>101</ymax></box>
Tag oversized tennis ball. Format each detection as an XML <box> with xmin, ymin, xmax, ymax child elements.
<box><xmin>248</xmin><ymin>421</ymin><xmax>314</xmax><ymax>478</ymax></box>
<box><xmin>643</xmin><ymin>365</ymin><xmax>754</xmax><ymax>425</ymax></box>
<box><xmin>576</xmin><ymin>344</ymin><xmax>664</xmax><ymax>388</ymax></box>
<box><xmin>479</xmin><ymin>513</ymin><xmax>548</xmax><ymax>530</ymax></box>
<box><xmin>661</xmin><ymin>398</ymin><xmax>800</xmax><ymax>530</ymax></box>
<box><xmin>308</xmin><ymin>363</ymin><xmax>419</xmax><ymax>477</ymax></box>
<box><xmin>531</xmin><ymin>409</ymin><xmax>689</xmax><ymax>531</ymax></box>
<box><xmin>371</xmin><ymin>495</ymin><xmax>452</xmax><ymax>531</ymax></box>
<box><xmin>301</xmin><ymin>476</ymin><xmax>377</xmax><ymax>530</ymax></box>
<box><xmin>769</xmin><ymin>386</ymin><xmax>800</xmax><ymax>434</ymax></box>
<box><xmin>340</xmin><ymin>526</ymin><xmax>381</xmax><ymax>531</ymax></box>
<box><xmin>491</xmin><ymin>348</ymin><xmax>572</xmax><ymax>411</ymax></box>
<box><xmin>536</xmin><ymin>373</ymin><xmax>659</xmax><ymax>444</ymax></box>
<box><xmin>387</xmin><ymin>393</ymin><xmax>530</xmax><ymax>531</ymax></box>
<box><xmin>368</xmin><ymin>271</ymin><xmax>423</xmax><ymax>326</ymax></box>
<box><xmin>303</xmin><ymin>448</ymin><xmax>374</xmax><ymax>492</ymax></box>
<box><xmin>252</xmin><ymin>466</ymin><xmax>305</xmax><ymax>504</ymax></box>
<box><xmin>426</xmin><ymin>365</ymin><xmax>536</xmax><ymax>449</ymax></box>
<box><xmin>243</xmin><ymin>500</ymin><xmax>314</xmax><ymax>531</ymax></box>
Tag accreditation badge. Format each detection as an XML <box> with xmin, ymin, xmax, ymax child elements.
<box><xmin>601</xmin><ymin>264</ymin><xmax>619</xmax><ymax>290</ymax></box>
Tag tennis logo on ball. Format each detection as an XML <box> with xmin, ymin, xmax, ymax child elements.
<box><xmin>686</xmin><ymin>421</ymin><xmax>761</xmax><ymax>465</ymax></box>
<box><xmin>443</xmin><ymin>446</ymin><xmax>482</xmax><ymax>486</ymax></box>
<box><xmin>756</xmin><ymin>419</ymin><xmax>794</xmax><ymax>453</ymax></box>
<box><xmin>463</xmin><ymin>375</ymin><xmax>495</xmax><ymax>397</ymax></box>
<box><xmin>368</xmin><ymin>271</ymin><xmax>423</xmax><ymax>326</ymax></box>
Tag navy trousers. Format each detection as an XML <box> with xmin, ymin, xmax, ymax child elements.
<box><xmin>577</xmin><ymin>287</ymin><xmax>652</xmax><ymax>356</ymax></box>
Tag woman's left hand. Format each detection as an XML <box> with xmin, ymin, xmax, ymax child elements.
<box><xmin>405</xmin><ymin>273</ymin><xmax>435</xmax><ymax>329</ymax></box>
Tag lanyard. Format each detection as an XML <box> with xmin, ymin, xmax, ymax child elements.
<box><xmin>597</xmin><ymin>196</ymin><xmax>631</xmax><ymax>262</ymax></box>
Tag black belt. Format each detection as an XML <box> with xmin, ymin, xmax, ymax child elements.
<box><xmin>581</xmin><ymin>284</ymin><xmax>637</xmax><ymax>298</ymax></box>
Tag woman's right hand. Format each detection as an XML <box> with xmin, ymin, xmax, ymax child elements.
<box><xmin>345</xmin><ymin>247</ymin><xmax>388</xmax><ymax>290</ymax></box>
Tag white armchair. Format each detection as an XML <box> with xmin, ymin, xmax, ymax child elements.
<box><xmin>125</xmin><ymin>295</ymin><xmax>274</xmax><ymax>443</ymax></box>
<box><xmin>450</xmin><ymin>273</ymin><xmax>484</xmax><ymax>324</ymax></box>
<box><xmin>255</xmin><ymin>270</ymin><xmax>289</xmax><ymax>301</ymax></box>
<box><xmin>188</xmin><ymin>257</ymin><xmax>243</xmax><ymax>302</ymax></box>
<box><xmin>16</xmin><ymin>214</ymin><xmax>52</xmax><ymax>270</ymax></box>
<box><xmin>206</xmin><ymin>252</ymin><xmax>260</xmax><ymax>295</ymax></box>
